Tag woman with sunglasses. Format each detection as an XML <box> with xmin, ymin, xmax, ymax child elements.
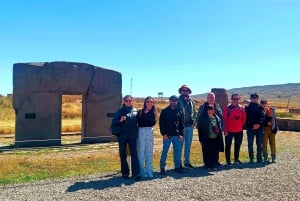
<box><xmin>137</xmin><ymin>96</ymin><xmax>157</xmax><ymax>178</ymax></box>
<box><xmin>111</xmin><ymin>95</ymin><xmax>140</xmax><ymax>181</ymax></box>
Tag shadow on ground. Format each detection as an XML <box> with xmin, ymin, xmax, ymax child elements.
<box><xmin>66</xmin><ymin>162</ymin><xmax>266</xmax><ymax>192</ymax></box>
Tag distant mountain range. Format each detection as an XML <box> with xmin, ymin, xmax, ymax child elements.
<box><xmin>191</xmin><ymin>83</ymin><xmax>300</xmax><ymax>102</ymax></box>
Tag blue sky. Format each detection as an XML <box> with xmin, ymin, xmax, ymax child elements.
<box><xmin>1</xmin><ymin>0</ymin><xmax>299</xmax><ymax>98</ymax></box>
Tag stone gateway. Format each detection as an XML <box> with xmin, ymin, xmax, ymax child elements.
<box><xmin>13</xmin><ymin>62</ymin><xmax>122</xmax><ymax>147</ymax></box>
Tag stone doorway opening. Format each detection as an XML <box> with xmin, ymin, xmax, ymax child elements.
<box><xmin>61</xmin><ymin>95</ymin><xmax>83</xmax><ymax>145</ymax></box>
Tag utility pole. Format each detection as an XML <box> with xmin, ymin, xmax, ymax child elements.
<box><xmin>286</xmin><ymin>95</ymin><xmax>291</xmax><ymax>112</ymax></box>
<box><xmin>130</xmin><ymin>78</ymin><xmax>133</xmax><ymax>96</ymax></box>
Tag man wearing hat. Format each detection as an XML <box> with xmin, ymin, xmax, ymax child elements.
<box><xmin>159</xmin><ymin>95</ymin><xmax>184</xmax><ymax>174</ymax></box>
<box><xmin>245</xmin><ymin>93</ymin><xmax>265</xmax><ymax>163</ymax></box>
<box><xmin>177</xmin><ymin>85</ymin><xmax>197</xmax><ymax>168</ymax></box>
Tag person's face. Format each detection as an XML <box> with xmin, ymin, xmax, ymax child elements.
<box><xmin>251</xmin><ymin>97</ymin><xmax>258</xmax><ymax>103</ymax></box>
<box><xmin>207</xmin><ymin>108</ymin><xmax>214</xmax><ymax>116</ymax></box>
<box><xmin>145</xmin><ymin>98</ymin><xmax>154</xmax><ymax>109</ymax></box>
<box><xmin>231</xmin><ymin>96</ymin><xmax>240</xmax><ymax>105</ymax></box>
<box><xmin>261</xmin><ymin>102</ymin><xmax>267</xmax><ymax>108</ymax></box>
<box><xmin>207</xmin><ymin>93</ymin><xmax>215</xmax><ymax>104</ymax></box>
<box><xmin>180</xmin><ymin>88</ymin><xmax>190</xmax><ymax>97</ymax></box>
<box><xmin>169</xmin><ymin>99</ymin><xmax>178</xmax><ymax>108</ymax></box>
<box><xmin>124</xmin><ymin>98</ymin><xmax>133</xmax><ymax>106</ymax></box>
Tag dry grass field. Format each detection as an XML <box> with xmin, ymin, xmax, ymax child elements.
<box><xmin>1</xmin><ymin>130</ymin><xmax>299</xmax><ymax>185</ymax></box>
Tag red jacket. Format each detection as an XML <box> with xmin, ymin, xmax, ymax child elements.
<box><xmin>223</xmin><ymin>104</ymin><xmax>246</xmax><ymax>133</ymax></box>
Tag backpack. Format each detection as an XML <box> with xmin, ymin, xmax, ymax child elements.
<box><xmin>271</xmin><ymin>107</ymin><xmax>279</xmax><ymax>134</ymax></box>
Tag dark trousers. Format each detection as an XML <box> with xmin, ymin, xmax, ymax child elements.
<box><xmin>202</xmin><ymin>138</ymin><xmax>218</xmax><ymax>168</ymax></box>
<box><xmin>225</xmin><ymin>131</ymin><xmax>243</xmax><ymax>163</ymax></box>
<box><xmin>117</xmin><ymin>137</ymin><xmax>140</xmax><ymax>177</ymax></box>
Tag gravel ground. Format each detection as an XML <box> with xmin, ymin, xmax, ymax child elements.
<box><xmin>0</xmin><ymin>151</ymin><xmax>299</xmax><ymax>201</ymax></box>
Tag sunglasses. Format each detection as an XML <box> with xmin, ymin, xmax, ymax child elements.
<box><xmin>181</xmin><ymin>90</ymin><xmax>189</xmax><ymax>92</ymax></box>
<box><xmin>146</xmin><ymin>100</ymin><xmax>153</xmax><ymax>103</ymax></box>
<box><xmin>232</xmin><ymin>98</ymin><xmax>240</xmax><ymax>100</ymax></box>
<box><xmin>124</xmin><ymin>99</ymin><xmax>132</xmax><ymax>102</ymax></box>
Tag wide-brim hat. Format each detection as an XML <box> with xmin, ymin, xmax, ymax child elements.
<box><xmin>178</xmin><ymin>85</ymin><xmax>192</xmax><ymax>94</ymax></box>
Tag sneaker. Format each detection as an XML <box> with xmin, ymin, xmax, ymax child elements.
<box><xmin>184</xmin><ymin>163</ymin><xmax>194</xmax><ymax>168</ymax></box>
<box><xmin>174</xmin><ymin>168</ymin><xmax>183</xmax><ymax>174</ymax></box>
<box><xmin>234</xmin><ymin>160</ymin><xmax>243</xmax><ymax>165</ymax></box>
<box><xmin>160</xmin><ymin>168</ymin><xmax>166</xmax><ymax>175</ymax></box>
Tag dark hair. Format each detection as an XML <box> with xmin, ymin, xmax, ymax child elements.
<box><xmin>206</xmin><ymin>105</ymin><xmax>214</xmax><ymax>110</ymax></box>
<box><xmin>260</xmin><ymin>99</ymin><xmax>267</xmax><ymax>104</ymax></box>
<box><xmin>231</xmin><ymin>93</ymin><xmax>240</xmax><ymax>99</ymax></box>
<box><xmin>143</xmin><ymin>96</ymin><xmax>155</xmax><ymax>110</ymax></box>
<box><xmin>123</xmin><ymin>95</ymin><xmax>133</xmax><ymax>101</ymax></box>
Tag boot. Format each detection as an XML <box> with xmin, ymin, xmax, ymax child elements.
<box><xmin>271</xmin><ymin>154</ymin><xmax>276</xmax><ymax>163</ymax></box>
<box><xmin>263</xmin><ymin>153</ymin><xmax>269</xmax><ymax>163</ymax></box>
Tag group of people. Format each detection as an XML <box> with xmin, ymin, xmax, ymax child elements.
<box><xmin>111</xmin><ymin>85</ymin><xmax>278</xmax><ymax>180</ymax></box>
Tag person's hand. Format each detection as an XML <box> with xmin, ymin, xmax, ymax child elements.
<box><xmin>253</xmin><ymin>124</ymin><xmax>260</xmax><ymax>130</ymax></box>
<box><xmin>178</xmin><ymin>135</ymin><xmax>184</xmax><ymax>141</ymax></box>
<box><xmin>224</xmin><ymin>132</ymin><xmax>228</xmax><ymax>136</ymax></box>
<box><xmin>163</xmin><ymin>135</ymin><xmax>169</xmax><ymax>140</ymax></box>
<box><xmin>120</xmin><ymin>116</ymin><xmax>126</xmax><ymax>122</ymax></box>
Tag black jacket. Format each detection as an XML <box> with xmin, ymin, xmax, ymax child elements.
<box><xmin>245</xmin><ymin>102</ymin><xmax>265</xmax><ymax>129</ymax></box>
<box><xmin>159</xmin><ymin>105</ymin><xmax>184</xmax><ymax>137</ymax></box>
<box><xmin>112</xmin><ymin>105</ymin><xmax>138</xmax><ymax>139</ymax></box>
<box><xmin>197</xmin><ymin>113</ymin><xmax>224</xmax><ymax>152</ymax></box>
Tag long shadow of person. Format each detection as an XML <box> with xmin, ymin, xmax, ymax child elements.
<box><xmin>67</xmin><ymin>173</ymin><xmax>136</xmax><ymax>192</ymax></box>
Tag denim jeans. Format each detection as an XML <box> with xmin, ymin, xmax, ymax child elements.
<box><xmin>225</xmin><ymin>131</ymin><xmax>243</xmax><ymax>163</ymax></box>
<box><xmin>117</xmin><ymin>137</ymin><xmax>140</xmax><ymax>177</ymax></box>
<box><xmin>183</xmin><ymin>126</ymin><xmax>193</xmax><ymax>165</ymax></box>
<box><xmin>137</xmin><ymin>127</ymin><xmax>154</xmax><ymax>177</ymax></box>
<box><xmin>247</xmin><ymin>128</ymin><xmax>263</xmax><ymax>162</ymax></box>
<box><xmin>160</xmin><ymin>136</ymin><xmax>183</xmax><ymax>169</ymax></box>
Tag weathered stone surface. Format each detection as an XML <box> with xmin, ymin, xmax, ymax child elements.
<box><xmin>277</xmin><ymin>118</ymin><xmax>300</xmax><ymax>132</ymax></box>
<box><xmin>13</xmin><ymin>62</ymin><xmax>122</xmax><ymax>147</ymax></box>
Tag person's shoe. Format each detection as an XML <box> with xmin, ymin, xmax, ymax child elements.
<box><xmin>234</xmin><ymin>160</ymin><xmax>243</xmax><ymax>165</ymax></box>
<box><xmin>227</xmin><ymin>162</ymin><xmax>232</xmax><ymax>166</ymax></box>
<box><xmin>271</xmin><ymin>154</ymin><xmax>276</xmax><ymax>163</ymax></box>
<box><xmin>249</xmin><ymin>159</ymin><xmax>254</xmax><ymax>163</ymax></box>
<box><xmin>184</xmin><ymin>163</ymin><xmax>194</xmax><ymax>168</ymax></box>
<box><xmin>174</xmin><ymin>168</ymin><xmax>183</xmax><ymax>174</ymax></box>
<box><xmin>216</xmin><ymin>162</ymin><xmax>222</xmax><ymax>166</ymax></box>
<box><xmin>160</xmin><ymin>168</ymin><xmax>166</xmax><ymax>175</ymax></box>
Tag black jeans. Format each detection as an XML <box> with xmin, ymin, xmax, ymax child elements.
<box><xmin>117</xmin><ymin>137</ymin><xmax>140</xmax><ymax>177</ymax></box>
<box><xmin>225</xmin><ymin>131</ymin><xmax>243</xmax><ymax>163</ymax></box>
<box><xmin>202</xmin><ymin>138</ymin><xmax>218</xmax><ymax>168</ymax></box>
